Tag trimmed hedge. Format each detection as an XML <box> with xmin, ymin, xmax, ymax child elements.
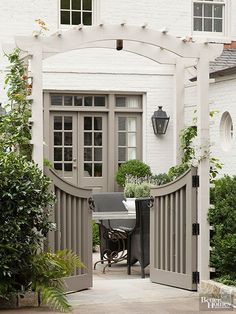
<box><xmin>209</xmin><ymin>175</ymin><xmax>236</xmax><ymax>285</ymax></box>
<box><xmin>0</xmin><ymin>151</ymin><xmax>55</xmax><ymax>296</ymax></box>
<box><xmin>115</xmin><ymin>160</ymin><xmax>152</xmax><ymax>187</ymax></box>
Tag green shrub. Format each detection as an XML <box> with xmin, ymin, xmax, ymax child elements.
<box><xmin>0</xmin><ymin>151</ymin><xmax>55</xmax><ymax>297</ymax></box>
<box><xmin>115</xmin><ymin>160</ymin><xmax>152</xmax><ymax>187</ymax></box>
<box><xmin>92</xmin><ymin>221</ymin><xmax>100</xmax><ymax>248</ymax></box>
<box><xmin>208</xmin><ymin>175</ymin><xmax>236</xmax><ymax>285</ymax></box>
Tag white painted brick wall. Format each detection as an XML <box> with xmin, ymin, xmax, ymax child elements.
<box><xmin>0</xmin><ymin>0</ymin><xmax>235</xmax><ymax>177</ymax></box>
<box><xmin>185</xmin><ymin>76</ymin><xmax>236</xmax><ymax>177</ymax></box>
<box><xmin>0</xmin><ymin>0</ymin><xmax>233</xmax><ymax>43</ymax></box>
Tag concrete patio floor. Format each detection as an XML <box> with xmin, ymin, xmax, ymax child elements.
<box><xmin>0</xmin><ymin>253</ymin><xmax>234</xmax><ymax>313</ymax></box>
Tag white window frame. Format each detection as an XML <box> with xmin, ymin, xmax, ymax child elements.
<box><xmin>220</xmin><ymin>111</ymin><xmax>233</xmax><ymax>152</ymax></box>
<box><xmin>59</xmin><ymin>0</ymin><xmax>100</xmax><ymax>28</ymax></box>
<box><xmin>192</xmin><ymin>0</ymin><xmax>227</xmax><ymax>37</ymax></box>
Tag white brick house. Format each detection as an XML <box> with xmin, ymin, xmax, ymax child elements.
<box><xmin>0</xmin><ymin>0</ymin><xmax>235</xmax><ymax>190</ymax></box>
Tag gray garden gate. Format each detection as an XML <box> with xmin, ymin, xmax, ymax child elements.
<box><xmin>150</xmin><ymin>167</ymin><xmax>199</xmax><ymax>290</ymax></box>
<box><xmin>44</xmin><ymin>168</ymin><xmax>93</xmax><ymax>292</ymax></box>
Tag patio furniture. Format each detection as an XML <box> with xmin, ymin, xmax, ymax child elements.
<box><xmin>91</xmin><ymin>192</ymin><xmax>136</xmax><ymax>272</ymax></box>
<box><xmin>127</xmin><ymin>198</ymin><xmax>153</xmax><ymax>278</ymax></box>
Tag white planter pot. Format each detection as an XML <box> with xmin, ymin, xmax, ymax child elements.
<box><xmin>122</xmin><ymin>198</ymin><xmax>136</xmax><ymax>213</ymax></box>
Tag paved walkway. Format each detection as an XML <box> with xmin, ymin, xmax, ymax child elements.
<box><xmin>0</xmin><ymin>254</ymin><xmax>233</xmax><ymax>313</ymax></box>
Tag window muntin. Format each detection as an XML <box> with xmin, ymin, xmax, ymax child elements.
<box><xmin>118</xmin><ymin>117</ymin><xmax>137</xmax><ymax>167</ymax></box>
<box><xmin>53</xmin><ymin>115</ymin><xmax>73</xmax><ymax>175</ymax></box>
<box><xmin>60</xmin><ymin>0</ymin><xmax>92</xmax><ymax>25</ymax></box>
<box><xmin>83</xmin><ymin>116</ymin><xmax>103</xmax><ymax>177</ymax></box>
<box><xmin>51</xmin><ymin>94</ymin><xmax>106</xmax><ymax>107</ymax></box>
<box><xmin>193</xmin><ymin>0</ymin><xmax>225</xmax><ymax>33</ymax></box>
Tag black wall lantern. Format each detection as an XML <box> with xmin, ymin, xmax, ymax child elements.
<box><xmin>151</xmin><ymin>106</ymin><xmax>170</xmax><ymax>135</ymax></box>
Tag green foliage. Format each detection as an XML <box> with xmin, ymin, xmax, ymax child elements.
<box><xmin>210</xmin><ymin>157</ymin><xmax>223</xmax><ymax>181</ymax></box>
<box><xmin>134</xmin><ymin>182</ymin><xmax>151</xmax><ymax>198</ymax></box>
<box><xmin>92</xmin><ymin>221</ymin><xmax>100</xmax><ymax>248</ymax></box>
<box><xmin>124</xmin><ymin>183</ymin><xmax>136</xmax><ymax>198</ymax></box>
<box><xmin>124</xmin><ymin>182</ymin><xmax>151</xmax><ymax>198</ymax></box>
<box><xmin>209</xmin><ymin>176</ymin><xmax>236</xmax><ymax>285</ymax></box>
<box><xmin>0</xmin><ymin>48</ymin><xmax>32</xmax><ymax>158</ymax></box>
<box><xmin>115</xmin><ymin>160</ymin><xmax>152</xmax><ymax>187</ymax></box>
<box><xmin>167</xmin><ymin>163</ymin><xmax>189</xmax><ymax>182</ymax></box>
<box><xmin>150</xmin><ymin>173</ymin><xmax>170</xmax><ymax>185</ymax></box>
<box><xmin>0</xmin><ymin>151</ymin><xmax>55</xmax><ymax>297</ymax></box>
<box><xmin>166</xmin><ymin>111</ymin><xmax>222</xmax><ymax>182</ymax></box>
<box><xmin>180</xmin><ymin>126</ymin><xmax>197</xmax><ymax>164</ymax></box>
<box><xmin>31</xmin><ymin>249</ymin><xmax>85</xmax><ymax>312</ymax></box>
<box><xmin>215</xmin><ymin>275</ymin><xmax>236</xmax><ymax>287</ymax></box>
<box><xmin>0</xmin><ymin>47</ymin><xmax>80</xmax><ymax>312</ymax></box>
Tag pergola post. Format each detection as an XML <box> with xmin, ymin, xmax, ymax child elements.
<box><xmin>197</xmin><ymin>53</ymin><xmax>210</xmax><ymax>281</ymax></box>
<box><xmin>30</xmin><ymin>43</ymin><xmax>43</xmax><ymax>169</ymax></box>
<box><xmin>174</xmin><ymin>60</ymin><xmax>185</xmax><ymax>164</ymax></box>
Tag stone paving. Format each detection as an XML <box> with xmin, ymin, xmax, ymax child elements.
<box><xmin>0</xmin><ymin>254</ymin><xmax>234</xmax><ymax>313</ymax></box>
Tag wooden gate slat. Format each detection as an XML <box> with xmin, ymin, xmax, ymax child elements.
<box><xmin>44</xmin><ymin>168</ymin><xmax>92</xmax><ymax>292</ymax></box>
<box><xmin>150</xmin><ymin>167</ymin><xmax>198</xmax><ymax>291</ymax></box>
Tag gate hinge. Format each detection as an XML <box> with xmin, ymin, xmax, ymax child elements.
<box><xmin>192</xmin><ymin>223</ymin><xmax>200</xmax><ymax>236</ymax></box>
<box><xmin>192</xmin><ymin>271</ymin><xmax>200</xmax><ymax>284</ymax></box>
<box><xmin>192</xmin><ymin>175</ymin><xmax>199</xmax><ymax>188</ymax></box>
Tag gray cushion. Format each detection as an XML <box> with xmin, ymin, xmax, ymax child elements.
<box><xmin>92</xmin><ymin>192</ymin><xmax>126</xmax><ymax>212</ymax></box>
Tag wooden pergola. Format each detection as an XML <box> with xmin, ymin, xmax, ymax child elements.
<box><xmin>2</xmin><ymin>24</ymin><xmax>223</xmax><ymax>283</ymax></box>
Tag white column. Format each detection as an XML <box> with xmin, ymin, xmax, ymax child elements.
<box><xmin>174</xmin><ymin>60</ymin><xmax>185</xmax><ymax>164</ymax></box>
<box><xmin>197</xmin><ymin>54</ymin><xmax>210</xmax><ymax>281</ymax></box>
<box><xmin>30</xmin><ymin>43</ymin><xmax>43</xmax><ymax>169</ymax></box>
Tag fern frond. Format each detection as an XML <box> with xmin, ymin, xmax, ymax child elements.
<box><xmin>37</xmin><ymin>285</ymin><xmax>71</xmax><ymax>313</ymax></box>
<box><xmin>55</xmin><ymin>249</ymin><xmax>85</xmax><ymax>275</ymax></box>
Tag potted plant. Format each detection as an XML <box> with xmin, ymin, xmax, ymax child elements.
<box><xmin>123</xmin><ymin>181</ymin><xmax>151</xmax><ymax>213</ymax></box>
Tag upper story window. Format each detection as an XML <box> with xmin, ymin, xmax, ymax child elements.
<box><xmin>60</xmin><ymin>0</ymin><xmax>92</xmax><ymax>26</ymax></box>
<box><xmin>193</xmin><ymin>0</ymin><xmax>225</xmax><ymax>33</ymax></box>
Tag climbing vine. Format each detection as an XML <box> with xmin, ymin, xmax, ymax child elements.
<box><xmin>0</xmin><ymin>48</ymin><xmax>32</xmax><ymax>158</ymax></box>
<box><xmin>168</xmin><ymin>111</ymin><xmax>222</xmax><ymax>182</ymax></box>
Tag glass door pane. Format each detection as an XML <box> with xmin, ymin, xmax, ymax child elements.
<box><xmin>79</xmin><ymin>113</ymin><xmax>107</xmax><ymax>191</ymax></box>
<box><xmin>51</xmin><ymin>113</ymin><xmax>77</xmax><ymax>184</ymax></box>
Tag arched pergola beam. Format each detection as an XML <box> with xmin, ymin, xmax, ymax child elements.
<box><xmin>42</xmin><ymin>40</ymin><xmax>198</xmax><ymax>66</ymax></box>
<box><xmin>15</xmin><ymin>24</ymin><xmax>222</xmax><ymax>61</ymax></box>
<box><xmin>2</xmin><ymin>41</ymin><xmax>197</xmax><ymax>69</ymax></box>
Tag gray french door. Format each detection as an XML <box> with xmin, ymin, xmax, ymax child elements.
<box><xmin>51</xmin><ymin>113</ymin><xmax>78</xmax><ymax>184</ymax></box>
<box><xmin>51</xmin><ymin>112</ymin><xmax>107</xmax><ymax>191</ymax></box>
<box><xmin>79</xmin><ymin>113</ymin><xmax>107</xmax><ymax>191</ymax></box>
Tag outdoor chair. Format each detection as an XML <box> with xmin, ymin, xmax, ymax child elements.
<box><xmin>92</xmin><ymin>192</ymin><xmax>136</xmax><ymax>269</ymax></box>
<box><xmin>127</xmin><ymin>198</ymin><xmax>151</xmax><ymax>278</ymax></box>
